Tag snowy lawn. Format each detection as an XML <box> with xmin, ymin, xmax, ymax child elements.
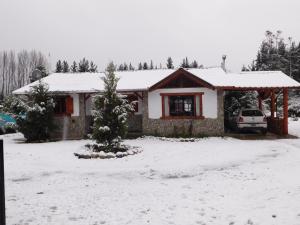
<box><xmin>3</xmin><ymin>120</ymin><xmax>300</xmax><ymax>225</ymax></box>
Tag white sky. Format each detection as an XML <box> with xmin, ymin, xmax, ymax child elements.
<box><xmin>1</xmin><ymin>0</ymin><xmax>300</xmax><ymax>72</ymax></box>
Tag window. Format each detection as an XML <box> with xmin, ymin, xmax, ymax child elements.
<box><xmin>160</xmin><ymin>93</ymin><xmax>204</xmax><ymax>119</ymax></box>
<box><xmin>169</xmin><ymin>96</ymin><xmax>194</xmax><ymax>116</ymax></box>
<box><xmin>241</xmin><ymin>110</ymin><xmax>263</xmax><ymax>117</ymax></box>
<box><xmin>54</xmin><ymin>96</ymin><xmax>73</xmax><ymax>115</ymax></box>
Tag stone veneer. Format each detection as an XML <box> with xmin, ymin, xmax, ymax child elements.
<box><xmin>142</xmin><ymin>90</ymin><xmax>224</xmax><ymax>137</ymax></box>
<box><xmin>51</xmin><ymin>94</ymin><xmax>87</xmax><ymax>140</ymax></box>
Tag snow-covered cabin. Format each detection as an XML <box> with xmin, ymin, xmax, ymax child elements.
<box><xmin>13</xmin><ymin>67</ymin><xmax>300</xmax><ymax>139</ymax></box>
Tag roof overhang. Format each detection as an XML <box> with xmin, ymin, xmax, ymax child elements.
<box><xmin>149</xmin><ymin>68</ymin><xmax>215</xmax><ymax>91</ymax></box>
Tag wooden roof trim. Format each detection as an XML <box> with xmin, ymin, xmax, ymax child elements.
<box><xmin>149</xmin><ymin>68</ymin><xmax>215</xmax><ymax>91</ymax></box>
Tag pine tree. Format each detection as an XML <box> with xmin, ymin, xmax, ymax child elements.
<box><xmin>91</xmin><ymin>62</ymin><xmax>134</xmax><ymax>151</ymax></box>
<box><xmin>166</xmin><ymin>57</ymin><xmax>174</xmax><ymax>69</ymax></box>
<box><xmin>191</xmin><ymin>60</ymin><xmax>198</xmax><ymax>68</ymax></box>
<box><xmin>123</xmin><ymin>63</ymin><xmax>128</xmax><ymax>71</ymax></box>
<box><xmin>62</xmin><ymin>61</ymin><xmax>69</xmax><ymax>73</ymax></box>
<box><xmin>78</xmin><ymin>58</ymin><xmax>90</xmax><ymax>72</ymax></box>
<box><xmin>70</xmin><ymin>61</ymin><xmax>78</xmax><ymax>72</ymax></box>
<box><xmin>129</xmin><ymin>63</ymin><xmax>134</xmax><ymax>71</ymax></box>
<box><xmin>138</xmin><ymin>62</ymin><xmax>143</xmax><ymax>70</ymax></box>
<box><xmin>118</xmin><ymin>64</ymin><xmax>124</xmax><ymax>71</ymax></box>
<box><xmin>181</xmin><ymin>58</ymin><xmax>186</xmax><ymax>68</ymax></box>
<box><xmin>16</xmin><ymin>81</ymin><xmax>56</xmax><ymax>142</ymax></box>
<box><xmin>185</xmin><ymin>57</ymin><xmax>190</xmax><ymax>68</ymax></box>
<box><xmin>150</xmin><ymin>60</ymin><xmax>154</xmax><ymax>70</ymax></box>
<box><xmin>89</xmin><ymin>61</ymin><xmax>98</xmax><ymax>72</ymax></box>
<box><xmin>56</xmin><ymin>60</ymin><xmax>63</xmax><ymax>73</ymax></box>
<box><xmin>143</xmin><ymin>62</ymin><xmax>148</xmax><ymax>70</ymax></box>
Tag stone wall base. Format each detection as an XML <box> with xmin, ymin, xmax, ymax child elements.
<box><xmin>143</xmin><ymin>118</ymin><xmax>224</xmax><ymax>137</ymax></box>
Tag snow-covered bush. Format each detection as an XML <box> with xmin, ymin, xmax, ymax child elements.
<box><xmin>16</xmin><ymin>81</ymin><xmax>56</xmax><ymax>142</ymax></box>
<box><xmin>224</xmin><ymin>91</ymin><xmax>258</xmax><ymax>115</ymax></box>
<box><xmin>90</xmin><ymin>62</ymin><xmax>134</xmax><ymax>152</ymax></box>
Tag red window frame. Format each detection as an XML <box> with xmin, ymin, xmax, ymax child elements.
<box><xmin>160</xmin><ymin>92</ymin><xmax>204</xmax><ymax>119</ymax></box>
<box><xmin>54</xmin><ymin>96</ymin><xmax>73</xmax><ymax>116</ymax></box>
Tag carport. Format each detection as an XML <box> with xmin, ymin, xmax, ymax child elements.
<box><xmin>214</xmin><ymin>71</ymin><xmax>300</xmax><ymax>136</ymax></box>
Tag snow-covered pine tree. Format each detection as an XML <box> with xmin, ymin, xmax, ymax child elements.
<box><xmin>70</xmin><ymin>61</ymin><xmax>78</xmax><ymax>72</ymax></box>
<box><xmin>56</xmin><ymin>60</ymin><xmax>63</xmax><ymax>73</ymax></box>
<box><xmin>62</xmin><ymin>61</ymin><xmax>69</xmax><ymax>73</ymax></box>
<box><xmin>166</xmin><ymin>57</ymin><xmax>174</xmax><ymax>69</ymax></box>
<box><xmin>191</xmin><ymin>60</ymin><xmax>198</xmax><ymax>68</ymax></box>
<box><xmin>118</xmin><ymin>64</ymin><xmax>124</xmax><ymax>71</ymax></box>
<box><xmin>89</xmin><ymin>61</ymin><xmax>98</xmax><ymax>72</ymax></box>
<box><xmin>78</xmin><ymin>58</ymin><xmax>89</xmax><ymax>72</ymax></box>
<box><xmin>185</xmin><ymin>57</ymin><xmax>190</xmax><ymax>68</ymax></box>
<box><xmin>123</xmin><ymin>63</ymin><xmax>128</xmax><ymax>71</ymax></box>
<box><xmin>129</xmin><ymin>63</ymin><xmax>134</xmax><ymax>71</ymax></box>
<box><xmin>17</xmin><ymin>81</ymin><xmax>56</xmax><ymax>142</ymax></box>
<box><xmin>91</xmin><ymin>62</ymin><xmax>134</xmax><ymax>151</ymax></box>
<box><xmin>138</xmin><ymin>63</ymin><xmax>143</xmax><ymax>70</ymax></box>
<box><xmin>143</xmin><ymin>62</ymin><xmax>148</xmax><ymax>70</ymax></box>
<box><xmin>150</xmin><ymin>60</ymin><xmax>154</xmax><ymax>70</ymax></box>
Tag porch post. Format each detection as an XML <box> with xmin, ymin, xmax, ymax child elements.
<box><xmin>258</xmin><ymin>97</ymin><xmax>262</xmax><ymax>110</ymax></box>
<box><xmin>283</xmin><ymin>88</ymin><xmax>288</xmax><ymax>135</ymax></box>
<box><xmin>271</xmin><ymin>89</ymin><xmax>275</xmax><ymax>118</ymax></box>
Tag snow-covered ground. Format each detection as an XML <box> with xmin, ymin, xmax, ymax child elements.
<box><xmin>3</xmin><ymin>120</ymin><xmax>300</xmax><ymax>225</ymax></box>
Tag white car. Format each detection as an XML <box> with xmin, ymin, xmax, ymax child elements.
<box><xmin>232</xmin><ymin>108</ymin><xmax>267</xmax><ymax>134</ymax></box>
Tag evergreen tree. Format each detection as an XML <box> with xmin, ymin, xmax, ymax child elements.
<box><xmin>78</xmin><ymin>58</ymin><xmax>90</xmax><ymax>72</ymax></box>
<box><xmin>70</xmin><ymin>61</ymin><xmax>78</xmax><ymax>72</ymax></box>
<box><xmin>118</xmin><ymin>64</ymin><xmax>124</xmax><ymax>71</ymax></box>
<box><xmin>129</xmin><ymin>63</ymin><xmax>134</xmax><ymax>71</ymax></box>
<box><xmin>123</xmin><ymin>63</ymin><xmax>128</xmax><ymax>71</ymax></box>
<box><xmin>181</xmin><ymin>58</ymin><xmax>187</xmax><ymax>68</ymax></box>
<box><xmin>185</xmin><ymin>57</ymin><xmax>190</xmax><ymax>68</ymax></box>
<box><xmin>16</xmin><ymin>81</ymin><xmax>56</xmax><ymax>142</ymax></box>
<box><xmin>56</xmin><ymin>60</ymin><xmax>63</xmax><ymax>73</ymax></box>
<box><xmin>191</xmin><ymin>60</ymin><xmax>198</xmax><ymax>68</ymax></box>
<box><xmin>143</xmin><ymin>62</ymin><xmax>148</xmax><ymax>70</ymax></box>
<box><xmin>138</xmin><ymin>62</ymin><xmax>143</xmax><ymax>70</ymax></box>
<box><xmin>62</xmin><ymin>61</ymin><xmax>69</xmax><ymax>73</ymax></box>
<box><xmin>91</xmin><ymin>62</ymin><xmax>134</xmax><ymax>151</ymax></box>
<box><xmin>89</xmin><ymin>61</ymin><xmax>98</xmax><ymax>72</ymax></box>
<box><xmin>166</xmin><ymin>57</ymin><xmax>174</xmax><ymax>69</ymax></box>
<box><xmin>150</xmin><ymin>60</ymin><xmax>154</xmax><ymax>70</ymax></box>
<box><xmin>245</xmin><ymin>30</ymin><xmax>300</xmax><ymax>81</ymax></box>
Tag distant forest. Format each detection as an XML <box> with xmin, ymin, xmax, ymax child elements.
<box><xmin>243</xmin><ymin>30</ymin><xmax>300</xmax><ymax>82</ymax></box>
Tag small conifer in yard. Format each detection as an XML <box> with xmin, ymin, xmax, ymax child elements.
<box><xmin>91</xmin><ymin>62</ymin><xmax>134</xmax><ymax>152</ymax></box>
<box><xmin>16</xmin><ymin>81</ymin><xmax>56</xmax><ymax>142</ymax></box>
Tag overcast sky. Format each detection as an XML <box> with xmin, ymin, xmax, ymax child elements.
<box><xmin>1</xmin><ymin>0</ymin><xmax>300</xmax><ymax>72</ymax></box>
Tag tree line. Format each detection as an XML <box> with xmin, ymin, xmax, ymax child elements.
<box><xmin>55</xmin><ymin>58</ymin><xmax>98</xmax><ymax>73</ymax></box>
<box><xmin>243</xmin><ymin>30</ymin><xmax>300</xmax><ymax>82</ymax></box>
<box><xmin>55</xmin><ymin>57</ymin><xmax>204</xmax><ymax>73</ymax></box>
<box><xmin>114</xmin><ymin>57</ymin><xmax>204</xmax><ymax>71</ymax></box>
<box><xmin>0</xmin><ymin>50</ymin><xmax>49</xmax><ymax>100</ymax></box>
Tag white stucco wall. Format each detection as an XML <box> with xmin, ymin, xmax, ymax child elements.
<box><xmin>148</xmin><ymin>88</ymin><xmax>218</xmax><ymax>119</ymax></box>
<box><xmin>70</xmin><ymin>94</ymin><xmax>80</xmax><ymax>117</ymax></box>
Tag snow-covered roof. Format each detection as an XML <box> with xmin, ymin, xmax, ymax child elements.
<box><xmin>13</xmin><ymin>67</ymin><xmax>300</xmax><ymax>94</ymax></box>
<box><xmin>189</xmin><ymin>69</ymin><xmax>300</xmax><ymax>89</ymax></box>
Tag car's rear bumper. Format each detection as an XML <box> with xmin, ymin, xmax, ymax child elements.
<box><xmin>237</xmin><ymin>123</ymin><xmax>267</xmax><ymax>129</ymax></box>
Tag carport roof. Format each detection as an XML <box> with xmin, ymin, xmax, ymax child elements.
<box><xmin>189</xmin><ymin>70</ymin><xmax>300</xmax><ymax>89</ymax></box>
